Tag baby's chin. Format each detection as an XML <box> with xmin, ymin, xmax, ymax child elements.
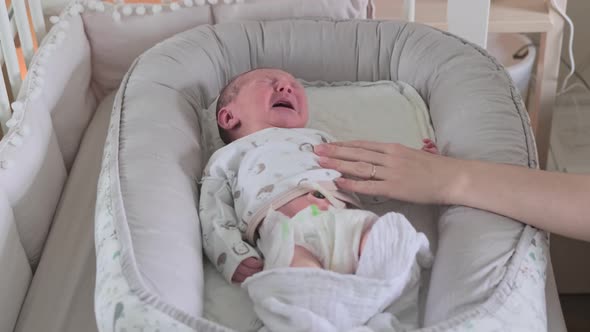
<box><xmin>270</xmin><ymin>115</ymin><xmax>308</xmax><ymax>129</ymax></box>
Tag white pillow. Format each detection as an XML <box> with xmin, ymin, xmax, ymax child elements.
<box><xmin>201</xmin><ymin>80</ymin><xmax>434</xmax><ymax>160</ymax></box>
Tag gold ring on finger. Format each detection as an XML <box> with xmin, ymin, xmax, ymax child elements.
<box><xmin>369</xmin><ymin>164</ymin><xmax>376</xmax><ymax>180</ymax></box>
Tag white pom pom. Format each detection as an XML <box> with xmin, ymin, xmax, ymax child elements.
<box><xmin>49</xmin><ymin>16</ymin><xmax>60</xmax><ymax>24</ymax></box>
<box><xmin>136</xmin><ymin>6</ymin><xmax>146</xmax><ymax>15</ymax></box>
<box><xmin>1</xmin><ymin>160</ymin><xmax>14</xmax><ymax>170</ymax></box>
<box><xmin>95</xmin><ymin>1</ymin><xmax>105</xmax><ymax>12</ymax></box>
<box><xmin>112</xmin><ymin>10</ymin><xmax>121</xmax><ymax>22</ymax></box>
<box><xmin>58</xmin><ymin>20</ymin><xmax>70</xmax><ymax>29</ymax></box>
<box><xmin>87</xmin><ymin>0</ymin><xmax>97</xmax><ymax>10</ymax></box>
<box><xmin>184</xmin><ymin>0</ymin><xmax>194</xmax><ymax>7</ymax></box>
<box><xmin>208</xmin><ymin>0</ymin><xmax>218</xmax><ymax>4</ymax></box>
<box><xmin>5</xmin><ymin>118</ymin><xmax>17</xmax><ymax>128</ymax></box>
<box><xmin>170</xmin><ymin>2</ymin><xmax>181</xmax><ymax>10</ymax></box>
<box><xmin>152</xmin><ymin>4</ymin><xmax>162</xmax><ymax>14</ymax></box>
<box><xmin>36</xmin><ymin>55</ymin><xmax>46</xmax><ymax>65</ymax></box>
<box><xmin>56</xmin><ymin>31</ymin><xmax>66</xmax><ymax>42</ymax></box>
<box><xmin>33</xmin><ymin>66</ymin><xmax>46</xmax><ymax>77</ymax></box>
<box><xmin>19</xmin><ymin>125</ymin><xmax>30</xmax><ymax>137</ymax></box>
<box><xmin>195</xmin><ymin>0</ymin><xmax>206</xmax><ymax>5</ymax></box>
<box><xmin>30</xmin><ymin>88</ymin><xmax>41</xmax><ymax>100</ymax></box>
<box><xmin>9</xmin><ymin>136</ymin><xmax>23</xmax><ymax>147</ymax></box>
<box><xmin>11</xmin><ymin>101</ymin><xmax>23</xmax><ymax>113</ymax></box>
<box><xmin>33</xmin><ymin>76</ymin><xmax>45</xmax><ymax>86</ymax></box>
<box><xmin>122</xmin><ymin>5</ymin><xmax>133</xmax><ymax>16</ymax></box>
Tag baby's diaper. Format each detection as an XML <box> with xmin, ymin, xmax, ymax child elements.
<box><xmin>257</xmin><ymin>206</ymin><xmax>378</xmax><ymax>273</ymax></box>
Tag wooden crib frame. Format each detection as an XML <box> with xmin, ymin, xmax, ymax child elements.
<box><xmin>1</xmin><ymin>0</ymin><xmax>45</xmax><ymax>135</ymax></box>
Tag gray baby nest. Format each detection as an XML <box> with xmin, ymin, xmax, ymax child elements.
<box><xmin>94</xmin><ymin>19</ymin><xmax>549</xmax><ymax>331</ymax></box>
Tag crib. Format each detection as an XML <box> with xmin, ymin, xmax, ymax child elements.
<box><xmin>0</xmin><ymin>1</ymin><xmax>568</xmax><ymax>331</ymax></box>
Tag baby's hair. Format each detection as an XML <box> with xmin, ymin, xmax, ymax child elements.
<box><xmin>216</xmin><ymin>68</ymin><xmax>273</xmax><ymax>144</ymax></box>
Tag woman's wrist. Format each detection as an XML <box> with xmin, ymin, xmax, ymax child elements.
<box><xmin>440</xmin><ymin>157</ymin><xmax>473</xmax><ymax>206</ymax></box>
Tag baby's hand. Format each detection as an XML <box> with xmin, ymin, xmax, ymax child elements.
<box><xmin>232</xmin><ymin>257</ymin><xmax>263</xmax><ymax>283</ymax></box>
<box><xmin>421</xmin><ymin>138</ymin><xmax>439</xmax><ymax>155</ymax></box>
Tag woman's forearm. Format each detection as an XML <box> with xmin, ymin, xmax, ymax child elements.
<box><xmin>449</xmin><ymin>160</ymin><xmax>590</xmax><ymax>241</ymax></box>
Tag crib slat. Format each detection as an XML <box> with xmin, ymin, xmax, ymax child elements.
<box><xmin>0</xmin><ymin>2</ymin><xmax>22</xmax><ymax>98</ymax></box>
<box><xmin>13</xmin><ymin>0</ymin><xmax>35</xmax><ymax>66</ymax></box>
<box><xmin>0</xmin><ymin>67</ymin><xmax>11</xmax><ymax>135</ymax></box>
<box><xmin>447</xmin><ymin>0</ymin><xmax>491</xmax><ymax>48</ymax></box>
<box><xmin>28</xmin><ymin>0</ymin><xmax>46</xmax><ymax>42</ymax></box>
<box><xmin>403</xmin><ymin>0</ymin><xmax>415</xmax><ymax>22</ymax></box>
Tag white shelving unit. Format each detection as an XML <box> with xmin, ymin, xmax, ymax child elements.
<box><xmin>373</xmin><ymin>0</ymin><xmax>568</xmax><ymax>169</ymax></box>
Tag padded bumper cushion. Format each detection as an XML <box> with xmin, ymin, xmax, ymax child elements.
<box><xmin>95</xmin><ymin>19</ymin><xmax>548</xmax><ymax>332</ymax></box>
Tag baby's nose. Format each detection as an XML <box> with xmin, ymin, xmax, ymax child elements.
<box><xmin>277</xmin><ymin>82</ymin><xmax>293</xmax><ymax>94</ymax></box>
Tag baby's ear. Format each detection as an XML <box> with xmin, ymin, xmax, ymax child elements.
<box><xmin>217</xmin><ymin>107</ymin><xmax>240</xmax><ymax>130</ymax></box>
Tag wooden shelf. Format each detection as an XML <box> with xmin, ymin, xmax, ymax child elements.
<box><xmin>373</xmin><ymin>0</ymin><xmax>553</xmax><ymax>33</ymax></box>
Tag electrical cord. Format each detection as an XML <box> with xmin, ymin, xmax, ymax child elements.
<box><xmin>548</xmin><ymin>0</ymin><xmax>577</xmax><ymax>95</ymax></box>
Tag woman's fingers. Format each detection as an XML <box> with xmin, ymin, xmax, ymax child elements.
<box><xmin>319</xmin><ymin>157</ymin><xmax>388</xmax><ymax>180</ymax></box>
<box><xmin>315</xmin><ymin>143</ymin><xmax>388</xmax><ymax>166</ymax></box>
<box><xmin>334</xmin><ymin>178</ymin><xmax>389</xmax><ymax>197</ymax></box>
<box><xmin>327</xmin><ymin>140</ymin><xmax>392</xmax><ymax>154</ymax></box>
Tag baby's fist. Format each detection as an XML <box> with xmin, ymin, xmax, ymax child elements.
<box><xmin>232</xmin><ymin>257</ymin><xmax>263</xmax><ymax>283</ymax></box>
<box><xmin>422</xmin><ymin>138</ymin><xmax>439</xmax><ymax>155</ymax></box>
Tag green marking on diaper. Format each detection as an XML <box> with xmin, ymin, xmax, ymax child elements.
<box><xmin>282</xmin><ymin>220</ymin><xmax>290</xmax><ymax>239</ymax></box>
<box><xmin>310</xmin><ymin>204</ymin><xmax>320</xmax><ymax>216</ymax></box>
<box><xmin>529</xmin><ymin>252</ymin><xmax>536</xmax><ymax>261</ymax></box>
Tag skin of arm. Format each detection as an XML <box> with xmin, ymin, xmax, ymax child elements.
<box><xmin>314</xmin><ymin>141</ymin><xmax>590</xmax><ymax>242</ymax></box>
<box><xmin>449</xmin><ymin>159</ymin><xmax>590</xmax><ymax>242</ymax></box>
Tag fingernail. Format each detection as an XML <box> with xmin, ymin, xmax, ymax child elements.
<box><xmin>318</xmin><ymin>156</ymin><xmax>328</xmax><ymax>165</ymax></box>
<box><xmin>314</xmin><ymin>144</ymin><xmax>325</xmax><ymax>153</ymax></box>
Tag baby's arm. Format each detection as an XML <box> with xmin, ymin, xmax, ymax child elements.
<box><xmin>199</xmin><ymin>177</ymin><xmax>262</xmax><ymax>283</ymax></box>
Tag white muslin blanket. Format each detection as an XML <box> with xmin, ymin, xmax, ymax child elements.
<box><xmin>242</xmin><ymin>211</ymin><xmax>433</xmax><ymax>332</ymax></box>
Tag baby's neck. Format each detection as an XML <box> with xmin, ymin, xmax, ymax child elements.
<box><xmin>232</xmin><ymin>124</ymin><xmax>306</xmax><ymax>141</ymax></box>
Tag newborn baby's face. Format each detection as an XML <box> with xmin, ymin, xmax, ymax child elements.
<box><xmin>231</xmin><ymin>69</ymin><xmax>309</xmax><ymax>132</ymax></box>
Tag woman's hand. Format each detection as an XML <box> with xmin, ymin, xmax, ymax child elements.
<box><xmin>315</xmin><ymin>140</ymin><xmax>462</xmax><ymax>205</ymax></box>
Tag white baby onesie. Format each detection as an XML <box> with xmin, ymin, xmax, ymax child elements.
<box><xmin>199</xmin><ymin>127</ymin><xmax>360</xmax><ymax>282</ymax></box>
<box><xmin>257</xmin><ymin>206</ymin><xmax>377</xmax><ymax>274</ymax></box>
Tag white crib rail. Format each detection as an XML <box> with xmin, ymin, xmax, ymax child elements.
<box><xmin>1</xmin><ymin>0</ymin><xmax>44</xmax><ymax>135</ymax></box>
<box><xmin>28</xmin><ymin>0</ymin><xmax>45</xmax><ymax>45</ymax></box>
<box><xmin>447</xmin><ymin>0</ymin><xmax>491</xmax><ymax>48</ymax></box>
<box><xmin>404</xmin><ymin>0</ymin><xmax>415</xmax><ymax>22</ymax></box>
<box><xmin>12</xmin><ymin>0</ymin><xmax>34</xmax><ymax>66</ymax></box>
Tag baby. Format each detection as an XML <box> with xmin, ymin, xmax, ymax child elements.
<box><xmin>199</xmin><ymin>68</ymin><xmax>437</xmax><ymax>283</ymax></box>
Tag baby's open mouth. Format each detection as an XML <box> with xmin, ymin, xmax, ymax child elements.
<box><xmin>272</xmin><ymin>99</ymin><xmax>295</xmax><ymax>111</ymax></box>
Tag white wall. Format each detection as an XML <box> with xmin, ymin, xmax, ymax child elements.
<box><xmin>562</xmin><ymin>0</ymin><xmax>590</xmax><ymax>82</ymax></box>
